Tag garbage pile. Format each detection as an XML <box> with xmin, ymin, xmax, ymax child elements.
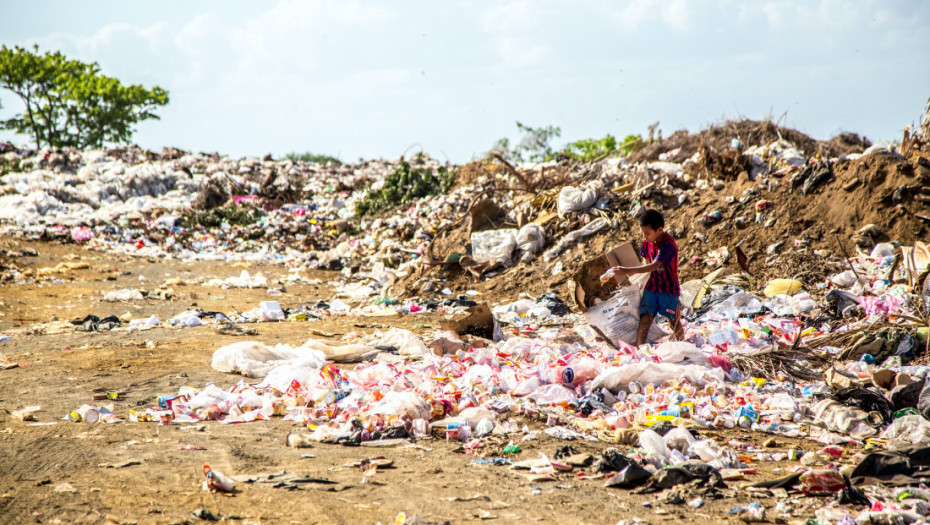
<box><xmin>5</xmin><ymin>114</ymin><xmax>930</xmax><ymax>523</ymax></box>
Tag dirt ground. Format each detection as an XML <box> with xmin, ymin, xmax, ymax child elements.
<box><xmin>0</xmin><ymin>239</ymin><xmax>865</xmax><ymax>525</ymax></box>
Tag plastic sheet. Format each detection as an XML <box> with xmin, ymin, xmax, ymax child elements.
<box><xmin>471</xmin><ymin>229</ymin><xmax>518</xmax><ymax>266</ymax></box>
<box><xmin>543</xmin><ymin>218</ymin><xmax>610</xmax><ymax>261</ymax></box>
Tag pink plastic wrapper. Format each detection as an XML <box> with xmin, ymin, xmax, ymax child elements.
<box><xmin>70</xmin><ymin>226</ymin><xmax>94</xmax><ymax>242</ymax></box>
<box><xmin>707</xmin><ymin>354</ymin><xmax>733</xmax><ymax>372</ymax></box>
<box><xmin>859</xmin><ymin>295</ymin><xmax>905</xmax><ymax>318</ymax></box>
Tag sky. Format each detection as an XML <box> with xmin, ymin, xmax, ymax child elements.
<box><xmin>1</xmin><ymin>0</ymin><xmax>928</xmax><ymax>162</ymax></box>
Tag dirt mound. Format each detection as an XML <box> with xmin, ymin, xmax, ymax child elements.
<box><xmin>629</xmin><ymin>119</ymin><xmax>872</xmax><ymax>164</ymax></box>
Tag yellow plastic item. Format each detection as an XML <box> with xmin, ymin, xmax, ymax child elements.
<box><xmin>763</xmin><ymin>278</ymin><xmax>803</xmax><ymax>297</ymax></box>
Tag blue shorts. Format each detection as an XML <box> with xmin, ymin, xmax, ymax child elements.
<box><xmin>640</xmin><ymin>290</ymin><xmax>681</xmax><ymax>321</ymax></box>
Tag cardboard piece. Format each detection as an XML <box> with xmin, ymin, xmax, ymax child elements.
<box><xmin>440</xmin><ymin>303</ymin><xmax>502</xmax><ymax>342</ymax></box>
<box><xmin>469</xmin><ymin>198</ymin><xmax>514</xmax><ymax>236</ymax></box>
<box><xmin>572</xmin><ymin>242</ymin><xmax>641</xmax><ymax>312</ymax></box>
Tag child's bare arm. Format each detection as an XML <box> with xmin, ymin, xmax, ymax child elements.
<box><xmin>605</xmin><ymin>261</ymin><xmax>662</xmax><ymax>278</ymax></box>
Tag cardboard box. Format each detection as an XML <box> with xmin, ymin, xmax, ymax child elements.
<box><xmin>571</xmin><ymin>242</ymin><xmax>641</xmax><ymax>312</ymax></box>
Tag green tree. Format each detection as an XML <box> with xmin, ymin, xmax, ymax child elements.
<box><xmin>513</xmin><ymin>121</ymin><xmax>561</xmax><ymax>162</ymax></box>
<box><xmin>0</xmin><ymin>45</ymin><xmax>168</xmax><ymax>148</ymax></box>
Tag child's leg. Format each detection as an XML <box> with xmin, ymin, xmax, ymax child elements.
<box><xmin>636</xmin><ymin>313</ymin><xmax>654</xmax><ymax>347</ymax></box>
<box><xmin>670</xmin><ymin>316</ymin><xmax>684</xmax><ymax>341</ymax></box>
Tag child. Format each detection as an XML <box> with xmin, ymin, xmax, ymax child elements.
<box><xmin>605</xmin><ymin>208</ymin><xmax>683</xmax><ymax>346</ymax></box>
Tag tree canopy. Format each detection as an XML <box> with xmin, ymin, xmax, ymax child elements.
<box><xmin>0</xmin><ymin>45</ymin><xmax>168</xmax><ymax>149</ymax></box>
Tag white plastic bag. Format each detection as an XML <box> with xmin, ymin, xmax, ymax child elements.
<box><xmin>881</xmin><ymin>415</ymin><xmax>930</xmax><ymax>447</ymax></box>
<box><xmin>584</xmin><ymin>272</ymin><xmax>664</xmax><ymax>346</ymax></box>
<box><xmin>557</xmin><ymin>186</ymin><xmax>597</xmax><ymax>217</ymax></box>
<box><xmin>211</xmin><ymin>341</ymin><xmax>326</xmax><ymax>382</ymax></box>
<box><xmin>528</xmin><ymin>384</ymin><xmax>577</xmax><ymax>406</ymax></box>
<box><xmin>471</xmin><ymin>229</ymin><xmax>518</xmax><ymax>266</ymax></box>
<box><xmin>371</xmin><ymin>328</ymin><xmax>429</xmax><ymax>356</ymax></box>
<box><xmin>371</xmin><ymin>391</ymin><xmax>430</xmax><ymax>420</ymax></box>
<box><xmin>187</xmin><ymin>384</ymin><xmax>237</xmax><ymax>410</ymax></box>
<box><xmin>812</xmin><ymin>399</ymin><xmax>877</xmax><ymax>438</ymax></box>
<box><xmin>590</xmin><ymin>362</ymin><xmax>725</xmax><ymax>393</ymax></box>
<box><xmin>663</xmin><ymin>426</ymin><xmax>696</xmax><ymax>455</ymax></box>
<box><xmin>104</xmin><ymin>288</ymin><xmax>144</xmax><ymax>301</ymax></box>
<box><xmin>653</xmin><ymin>342</ymin><xmax>708</xmax><ymax>365</ymax></box>
<box><xmin>260</xmin><ymin>301</ymin><xmax>285</xmax><ymax>321</ymax></box>
<box><xmin>830</xmin><ymin>270</ymin><xmax>858</xmax><ymax>289</ymax></box>
<box><xmin>639</xmin><ymin>428</ymin><xmax>671</xmax><ymax>461</ymax></box>
<box><xmin>516</xmin><ymin>223</ymin><xmax>545</xmax><ymax>261</ymax></box>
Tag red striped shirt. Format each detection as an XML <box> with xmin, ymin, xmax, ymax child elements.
<box><xmin>640</xmin><ymin>234</ymin><xmax>680</xmax><ymax>296</ymax></box>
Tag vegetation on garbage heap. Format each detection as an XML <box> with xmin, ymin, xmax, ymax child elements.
<box><xmin>490</xmin><ymin>121</ymin><xmax>642</xmax><ymax>163</ymax></box>
<box><xmin>182</xmin><ymin>203</ymin><xmax>263</xmax><ymax>228</ymax></box>
<box><xmin>355</xmin><ymin>160</ymin><xmax>456</xmax><ymax>216</ymax></box>
<box><xmin>284</xmin><ymin>151</ymin><xmax>341</xmax><ymax>164</ymax></box>
<box><xmin>561</xmin><ymin>133</ymin><xmax>644</xmax><ymax>161</ymax></box>
<box><xmin>0</xmin><ymin>45</ymin><xmax>169</xmax><ymax>149</ymax></box>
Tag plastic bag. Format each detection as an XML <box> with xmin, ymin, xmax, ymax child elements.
<box><xmin>583</xmin><ymin>272</ymin><xmax>665</xmax><ymax>346</ymax></box>
<box><xmin>104</xmin><ymin>288</ymin><xmax>144</xmax><ymax>301</ymax></box>
<box><xmin>881</xmin><ymin>415</ymin><xmax>930</xmax><ymax>447</ymax></box>
<box><xmin>638</xmin><ymin>428</ymin><xmax>670</xmax><ymax>461</ymax></box>
<box><xmin>763</xmin><ymin>279</ymin><xmax>802</xmax><ymax>298</ymax></box>
<box><xmin>516</xmin><ymin>223</ymin><xmax>545</xmax><ymax>261</ymax></box>
<box><xmin>458</xmin><ymin>406</ymin><xmax>496</xmax><ymax>427</ymax></box>
<box><xmin>590</xmin><ymin>362</ymin><xmax>724</xmax><ymax>394</ymax></box>
<box><xmin>187</xmin><ymin>384</ymin><xmax>237</xmax><ymax>410</ymax></box>
<box><xmin>831</xmin><ymin>270</ymin><xmax>858</xmax><ymax>289</ymax></box>
<box><xmin>372</xmin><ymin>328</ymin><xmax>429</xmax><ymax>356</ymax></box>
<box><xmin>663</xmin><ymin>425</ymin><xmax>696</xmax><ymax>455</ymax></box>
<box><xmin>528</xmin><ymin>384</ymin><xmax>577</xmax><ymax>406</ymax></box>
<box><xmin>329</xmin><ymin>299</ymin><xmax>351</xmax><ymax>315</ymax></box>
<box><xmin>471</xmin><ymin>229</ymin><xmax>517</xmax><ymax>266</ymax></box>
<box><xmin>812</xmin><ymin>399</ymin><xmax>877</xmax><ymax>438</ymax></box>
<box><xmin>557</xmin><ymin>185</ymin><xmax>597</xmax><ymax>217</ymax></box>
<box><xmin>653</xmin><ymin>342</ymin><xmax>708</xmax><ymax>365</ymax></box>
<box><xmin>211</xmin><ymin>341</ymin><xmax>326</xmax><ymax>381</ymax></box>
<box><xmin>371</xmin><ymin>391</ymin><xmax>430</xmax><ymax>420</ymax></box>
<box><xmin>871</xmin><ymin>243</ymin><xmax>895</xmax><ymax>259</ymax></box>
<box><xmin>260</xmin><ymin>301</ymin><xmax>285</xmax><ymax>321</ymax></box>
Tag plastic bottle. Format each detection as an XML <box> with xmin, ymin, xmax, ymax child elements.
<box><xmin>203</xmin><ymin>465</ymin><xmax>235</xmax><ymax>493</ymax></box>
<box><xmin>541</xmin><ymin>361</ymin><xmax>597</xmax><ymax>387</ymax></box>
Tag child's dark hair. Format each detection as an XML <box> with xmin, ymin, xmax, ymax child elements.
<box><xmin>638</xmin><ymin>208</ymin><xmax>665</xmax><ymax>230</ymax></box>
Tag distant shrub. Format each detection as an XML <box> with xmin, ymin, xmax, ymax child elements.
<box><xmin>560</xmin><ymin>134</ymin><xmax>642</xmax><ymax>161</ymax></box>
<box><xmin>355</xmin><ymin>161</ymin><xmax>455</xmax><ymax>216</ymax></box>
<box><xmin>284</xmin><ymin>152</ymin><xmax>341</xmax><ymax>164</ymax></box>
